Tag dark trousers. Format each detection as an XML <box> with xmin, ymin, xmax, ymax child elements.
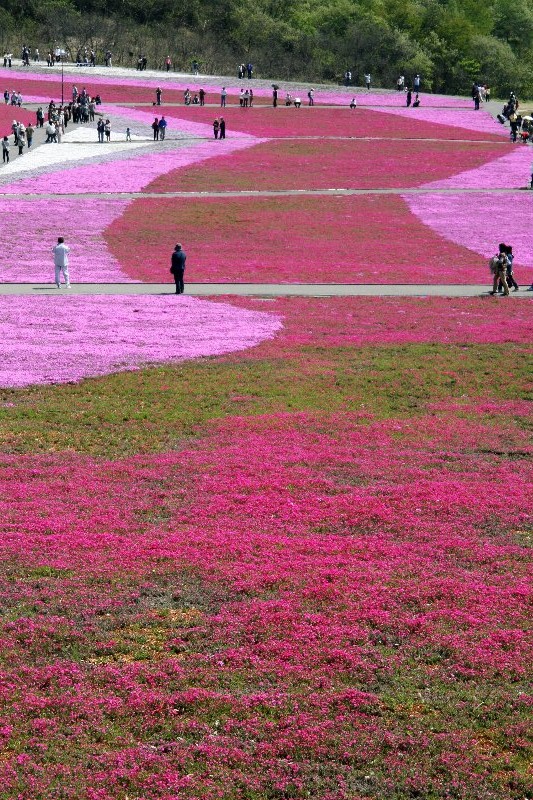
<box><xmin>173</xmin><ymin>271</ymin><xmax>184</xmax><ymax>293</ymax></box>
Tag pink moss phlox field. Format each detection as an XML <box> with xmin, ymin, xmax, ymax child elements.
<box><xmin>145</xmin><ymin>138</ymin><xmax>507</xmax><ymax>193</ymax></box>
<box><xmin>0</xmin><ymin>198</ymin><xmax>132</xmax><ymax>282</ymax></box>
<box><xmin>0</xmin><ymin>136</ymin><xmax>260</xmax><ymax>196</ymax></box>
<box><xmin>107</xmin><ymin>194</ymin><xmax>492</xmax><ymax>284</ymax></box>
<box><xmin>219</xmin><ymin>296</ymin><xmax>533</xmax><ymax>358</ymax></box>
<box><xmin>422</xmin><ymin>145</ymin><xmax>533</xmax><ymax>189</ymax></box>
<box><xmin>404</xmin><ymin>191</ymin><xmax>533</xmax><ymax>278</ymax></box>
<box><xmin>372</xmin><ymin>105</ymin><xmax>508</xmax><ymax>138</ymax></box>
<box><xmin>0</xmin><ymin>411</ymin><xmax>530</xmax><ymax>798</ymax></box>
<box><xmin>151</xmin><ymin>105</ymin><xmax>506</xmax><ymax>141</ymax></box>
<box><xmin>0</xmin><ymin>67</ymin><xmax>470</xmax><ymax>107</ymax></box>
<box><xmin>0</xmin><ymin>295</ymin><xmax>282</xmax><ymax>387</ymax></box>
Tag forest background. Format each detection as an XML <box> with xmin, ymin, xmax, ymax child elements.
<box><xmin>0</xmin><ymin>0</ymin><xmax>532</xmax><ymax>95</ymax></box>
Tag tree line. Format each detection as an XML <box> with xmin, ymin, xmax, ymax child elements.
<box><xmin>1</xmin><ymin>0</ymin><xmax>532</xmax><ymax>96</ymax></box>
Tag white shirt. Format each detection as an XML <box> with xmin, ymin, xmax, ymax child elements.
<box><xmin>53</xmin><ymin>243</ymin><xmax>70</xmax><ymax>266</ymax></box>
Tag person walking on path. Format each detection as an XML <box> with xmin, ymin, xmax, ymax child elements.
<box><xmin>308</xmin><ymin>88</ymin><xmax>314</xmax><ymax>106</ymax></box>
<box><xmin>489</xmin><ymin>245</ymin><xmax>510</xmax><ymax>296</ymax></box>
<box><xmin>219</xmin><ymin>117</ymin><xmax>226</xmax><ymax>139</ymax></box>
<box><xmin>170</xmin><ymin>243</ymin><xmax>186</xmax><ymax>294</ymax></box>
<box><xmin>53</xmin><ymin>237</ymin><xmax>71</xmax><ymax>288</ymax></box>
<box><xmin>499</xmin><ymin>245</ymin><xmax>519</xmax><ymax>292</ymax></box>
<box><xmin>26</xmin><ymin>123</ymin><xmax>34</xmax><ymax>148</ymax></box>
<box><xmin>2</xmin><ymin>136</ymin><xmax>9</xmax><ymax>163</ymax></box>
<box><xmin>213</xmin><ymin>118</ymin><xmax>220</xmax><ymax>139</ymax></box>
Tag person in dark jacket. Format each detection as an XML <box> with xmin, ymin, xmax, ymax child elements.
<box><xmin>219</xmin><ymin>117</ymin><xmax>226</xmax><ymax>139</ymax></box>
<box><xmin>170</xmin><ymin>243</ymin><xmax>186</xmax><ymax>294</ymax></box>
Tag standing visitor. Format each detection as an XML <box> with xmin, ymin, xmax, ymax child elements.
<box><xmin>165</xmin><ymin>56</ymin><xmax>172</xmax><ymax>71</ymax></box>
<box><xmin>406</xmin><ymin>89</ymin><xmax>412</xmax><ymax>107</ymax></box>
<box><xmin>97</xmin><ymin>119</ymin><xmax>105</xmax><ymax>142</ymax></box>
<box><xmin>192</xmin><ymin>60</ymin><xmax>199</xmax><ymax>75</ymax></box>
<box><xmin>247</xmin><ymin>63</ymin><xmax>253</xmax><ymax>79</ymax></box>
<box><xmin>104</xmin><ymin>119</ymin><xmax>111</xmax><ymax>141</ymax></box>
<box><xmin>156</xmin><ymin>87</ymin><xmax>162</xmax><ymax>105</ymax></box>
<box><xmin>397</xmin><ymin>75</ymin><xmax>404</xmax><ymax>91</ymax></box>
<box><xmin>152</xmin><ymin>117</ymin><xmax>160</xmax><ymax>140</ymax></box>
<box><xmin>249</xmin><ymin>88</ymin><xmax>254</xmax><ymax>107</ymax></box>
<box><xmin>53</xmin><ymin>237</ymin><xmax>71</xmax><ymax>288</ymax></box>
<box><xmin>413</xmin><ymin>74</ymin><xmax>421</xmax><ymax>93</ymax></box>
<box><xmin>308</xmin><ymin>88</ymin><xmax>314</xmax><ymax>106</ymax></box>
<box><xmin>213</xmin><ymin>118</ymin><xmax>220</xmax><ymax>139</ymax></box>
<box><xmin>273</xmin><ymin>87</ymin><xmax>278</xmax><ymax>107</ymax></box>
<box><xmin>158</xmin><ymin>116</ymin><xmax>167</xmax><ymax>140</ymax></box>
<box><xmin>365</xmin><ymin>73</ymin><xmax>371</xmax><ymax>90</ymax></box>
<box><xmin>2</xmin><ymin>136</ymin><xmax>9</xmax><ymax>163</ymax></box>
<box><xmin>344</xmin><ymin>70</ymin><xmax>352</xmax><ymax>86</ymax></box>
<box><xmin>199</xmin><ymin>88</ymin><xmax>205</xmax><ymax>106</ymax></box>
<box><xmin>26</xmin><ymin>122</ymin><xmax>34</xmax><ymax>148</ymax></box>
<box><xmin>170</xmin><ymin>243</ymin><xmax>186</xmax><ymax>294</ymax></box>
<box><xmin>219</xmin><ymin>117</ymin><xmax>226</xmax><ymax>139</ymax></box>
<box><xmin>126</xmin><ymin>127</ymin><xmax>131</xmax><ymax>141</ymax></box>
<box><xmin>221</xmin><ymin>87</ymin><xmax>227</xmax><ymax>107</ymax></box>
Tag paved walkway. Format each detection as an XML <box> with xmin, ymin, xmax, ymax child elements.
<box><xmin>1</xmin><ymin>282</ymin><xmax>530</xmax><ymax>298</ymax></box>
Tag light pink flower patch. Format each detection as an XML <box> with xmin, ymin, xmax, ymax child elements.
<box><xmin>422</xmin><ymin>145</ymin><xmax>532</xmax><ymax>189</ymax></box>
<box><xmin>404</xmin><ymin>191</ymin><xmax>533</xmax><ymax>276</ymax></box>
<box><xmin>0</xmin><ymin>295</ymin><xmax>282</xmax><ymax>387</ymax></box>
<box><xmin>372</xmin><ymin>106</ymin><xmax>507</xmax><ymax>138</ymax></box>
<box><xmin>0</xmin><ymin>198</ymin><xmax>131</xmax><ymax>282</ymax></box>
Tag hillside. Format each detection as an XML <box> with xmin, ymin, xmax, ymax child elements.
<box><xmin>1</xmin><ymin>0</ymin><xmax>532</xmax><ymax>95</ymax></box>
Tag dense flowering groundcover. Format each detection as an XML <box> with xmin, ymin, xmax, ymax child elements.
<box><xmin>423</xmin><ymin>146</ymin><xmax>533</xmax><ymax>190</ymax></box>
<box><xmin>405</xmin><ymin>192</ymin><xmax>533</xmax><ymax>280</ymax></box>
<box><xmin>0</xmin><ymin>404</ymin><xmax>530</xmax><ymax>799</ymax></box>
<box><xmin>0</xmin><ymin>198</ymin><xmax>131</xmax><ymax>282</ymax></box>
<box><xmin>0</xmin><ymin>295</ymin><xmax>281</xmax><ymax>387</ymax></box>
<box><xmin>149</xmin><ymin>106</ymin><xmax>506</xmax><ymax>142</ymax></box>
<box><xmin>105</xmin><ymin>194</ymin><xmax>490</xmax><ymax>283</ymax></box>
<box><xmin>146</xmin><ymin>137</ymin><xmax>507</xmax><ymax>193</ymax></box>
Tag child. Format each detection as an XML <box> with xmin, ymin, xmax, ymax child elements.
<box><xmin>126</xmin><ymin>127</ymin><xmax>131</xmax><ymax>141</ymax></box>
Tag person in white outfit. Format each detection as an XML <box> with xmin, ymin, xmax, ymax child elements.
<box><xmin>53</xmin><ymin>237</ymin><xmax>71</xmax><ymax>287</ymax></box>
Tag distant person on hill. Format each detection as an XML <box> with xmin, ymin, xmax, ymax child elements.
<box><xmin>397</xmin><ymin>75</ymin><xmax>404</xmax><ymax>91</ymax></box>
<box><xmin>221</xmin><ymin>87</ymin><xmax>227</xmax><ymax>107</ymax></box>
<box><xmin>308</xmin><ymin>88</ymin><xmax>314</xmax><ymax>105</ymax></box>
<box><xmin>272</xmin><ymin>87</ymin><xmax>278</xmax><ymax>107</ymax></box>
<box><xmin>126</xmin><ymin>126</ymin><xmax>131</xmax><ymax>141</ymax></box>
<box><xmin>152</xmin><ymin>117</ymin><xmax>160</xmax><ymax>140</ymax></box>
<box><xmin>170</xmin><ymin>243</ymin><xmax>186</xmax><ymax>294</ymax></box>
<box><xmin>165</xmin><ymin>56</ymin><xmax>172</xmax><ymax>72</ymax></box>
<box><xmin>413</xmin><ymin>74</ymin><xmax>421</xmax><ymax>92</ymax></box>
<box><xmin>406</xmin><ymin>88</ymin><xmax>412</xmax><ymax>107</ymax></box>
<box><xmin>199</xmin><ymin>88</ymin><xmax>205</xmax><ymax>106</ymax></box>
<box><xmin>364</xmin><ymin>73</ymin><xmax>371</xmax><ymax>90</ymax></box>
<box><xmin>219</xmin><ymin>117</ymin><xmax>226</xmax><ymax>138</ymax></box>
<box><xmin>344</xmin><ymin>70</ymin><xmax>352</xmax><ymax>86</ymax></box>
<box><xmin>53</xmin><ymin>237</ymin><xmax>71</xmax><ymax>288</ymax></box>
<box><xmin>158</xmin><ymin>116</ymin><xmax>167</xmax><ymax>140</ymax></box>
<box><xmin>213</xmin><ymin>117</ymin><xmax>220</xmax><ymax>139</ymax></box>
<box><xmin>156</xmin><ymin>87</ymin><xmax>162</xmax><ymax>105</ymax></box>
<box><xmin>247</xmin><ymin>63</ymin><xmax>253</xmax><ymax>79</ymax></box>
<box><xmin>2</xmin><ymin>136</ymin><xmax>9</xmax><ymax>163</ymax></box>
<box><xmin>192</xmin><ymin>60</ymin><xmax>199</xmax><ymax>75</ymax></box>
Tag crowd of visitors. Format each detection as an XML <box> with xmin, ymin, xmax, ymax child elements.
<box><xmin>489</xmin><ymin>244</ymin><xmax>519</xmax><ymax>295</ymax></box>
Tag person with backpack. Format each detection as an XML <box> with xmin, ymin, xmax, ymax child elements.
<box><xmin>489</xmin><ymin>245</ymin><xmax>510</xmax><ymax>296</ymax></box>
<box><xmin>498</xmin><ymin>245</ymin><xmax>519</xmax><ymax>292</ymax></box>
